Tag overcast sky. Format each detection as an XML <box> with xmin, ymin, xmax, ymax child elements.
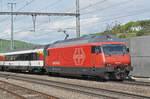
<box><xmin>0</xmin><ymin>0</ymin><xmax>150</xmax><ymax>44</ymax></box>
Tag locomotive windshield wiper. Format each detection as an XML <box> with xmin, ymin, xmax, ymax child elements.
<box><xmin>122</xmin><ymin>52</ymin><xmax>125</xmax><ymax>56</ymax></box>
<box><xmin>108</xmin><ymin>52</ymin><xmax>112</xmax><ymax>56</ymax></box>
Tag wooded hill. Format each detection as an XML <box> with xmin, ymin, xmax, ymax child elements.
<box><xmin>83</xmin><ymin>20</ymin><xmax>150</xmax><ymax>38</ymax></box>
<box><xmin>0</xmin><ymin>39</ymin><xmax>38</xmax><ymax>51</ymax></box>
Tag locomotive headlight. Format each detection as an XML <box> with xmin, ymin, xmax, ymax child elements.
<box><xmin>106</xmin><ymin>64</ymin><xmax>111</xmax><ymax>67</ymax></box>
<box><xmin>124</xmin><ymin>64</ymin><xmax>128</xmax><ymax>66</ymax></box>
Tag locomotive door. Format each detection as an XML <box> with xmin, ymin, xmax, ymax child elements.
<box><xmin>91</xmin><ymin>46</ymin><xmax>102</xmax><ymax>67</ymax></box>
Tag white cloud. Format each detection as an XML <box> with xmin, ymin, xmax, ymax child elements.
<box><xmin>80</xmin><ymin>0</ymin><xmax>103</xmax><ymax>7</ymax></box>
<box><xmin>0</xmin><ymin>28</ymin><xmax>11</xmax><ymax>39</ymax></box>
<box><xmin>1</xmin><ymin>0</ymin><xmax>150</xmax><ymax>44</ymax></box>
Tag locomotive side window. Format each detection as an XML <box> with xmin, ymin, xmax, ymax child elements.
<box><xmin>91</xmin><ymin>46</ymin><xmax>101</xmax><ymax>53</ymax></box>
<box><xmin>46</xmin><ymin>50</ymin><xmax>49</xmax><ymax>56</ymax></box>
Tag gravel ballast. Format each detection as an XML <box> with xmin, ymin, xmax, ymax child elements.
<box><xmin>0</xmin><ymin>72</ymin><xmax>150</xmax><ymax>99</ymax></box>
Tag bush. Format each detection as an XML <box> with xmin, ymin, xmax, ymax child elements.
<box><xmin>136</xmin><ymin>31</ymin><xmax>143</xmax><ymax>36</ymax></box>
<box><xmin>119</xmin><ymin>34</ymin><xmax>126</xmax><ymax>38</ymax></box>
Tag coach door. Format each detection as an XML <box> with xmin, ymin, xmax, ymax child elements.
<box><xmin>91</xmin><ymin>46</ymin><xmax>102</xmax><ymax>67</ymax></box>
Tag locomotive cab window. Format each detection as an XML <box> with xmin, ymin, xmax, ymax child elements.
<box><xmin>91</xmin><ymin>46</ymin><xmax>101</xmax><ymax>53</ymax></box>
<box><xmin>102</xmin><ymin>44</ymin><xmax>127</xmax><ymax>55</ymax></box>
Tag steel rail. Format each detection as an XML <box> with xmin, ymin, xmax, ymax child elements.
<box><xmin>0</xmin><ymin>73</ymin><xmax>149</xmax><ymax>99</ymax></box>
<box><xmin>0</xmin><ymin>73</ymin><xmax>117</xmax><ymax>99</ymax></box>
<box><xmin>0</xmin><ymin>87</ymin><xmax>26</xmax><ymax>99</ymax></box>
<box><xmin>0</xmin><ymin>79</ymin><xmax>59</xmax><ymax>99</ymax></box>
<box><xmin>123</xmin><ymin>80</ymin><xmax>150</xmax><ymax>87</ymax></box>
<box><xmin>110</xmin><ymin>80</ymin><xmax>150</xmax><ymax>87</ymax></box>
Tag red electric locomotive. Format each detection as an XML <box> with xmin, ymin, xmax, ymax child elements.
<box><xmin>45</xmin><ymin>35</ymin><xmax>133</xmax><ymax>80</ymax></box>
<box><xmin>0</xmin><ymin>35</ymin><xmax>132</xmax><ymax>80</ymax></box>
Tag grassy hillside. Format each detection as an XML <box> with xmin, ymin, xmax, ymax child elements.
<box><xmin>0</xmin><ymin>39</ymin><xmax>39</xmax><ymax>51</ymax></box>
<box><xmin>83</xmin><ymin>20</ymin><xmax>150</xmax><ymax>38</ymax></box>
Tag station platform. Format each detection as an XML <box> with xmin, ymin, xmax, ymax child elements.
<box><xmin>131</xmin><ymin>76</ymin><xmax>150</xmax><ymax>82</ymax></box>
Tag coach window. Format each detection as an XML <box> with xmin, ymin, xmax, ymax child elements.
<box><xmin>8</xmin><ymin>56</ymin><xmax>10</xmax><ymax>61</ymax></box>
<box><xmin>22</xmin><ymin>54</ymin><xmax>25</xmax><ymax>61</ymax></box>
<box><xmin>91</xmin><ymin>46</ymin><xmax>101</xmax><ymax>53</ymax></box>
<box><xmin>10</xmin><ymin>56</ymin><xmax>13</xmax><ymax>61</ymax></box>
<box><xmin>22</xmin><ymin>54</ymin><xmax>26</xmax><ymax>61</ymax></box>
<box><xmin>15</xmin><ymin>55</ymin><xmax>18</xmax><ymax>61</ymax></box>
<box><xmin>6</xmin><ymin>56</ymin><xmax>10</xmax><ymax>61</ymax></box>
<box><xmin>13</xmin><ymin>55</ymin><xmax>16</xmax><ymax>61</ymax></box>
<box><xmin>5</xmin><ymin>56</ymin><xmax>7</xmax><ymax>61</ymax></box>
<box><xmin>28</xmin><ymin>53</ymin><xmax>32</xmax><ymax>61</ymax></box>
<box><xmin>4</xmin><ymin>56</ymin><xmax>7</xmax><ymax>61</ymax></box>
<box><xmin>16</xmin><ymin>55</ymin><xmax>20</xmax><ymax>61</ymax></box>
<box><xmin>25</xmin><ymin>55</ymin><xmax>29</xmax><ymax>60</ymax></box>
<box><xmin>16</xmin><ymin>54</ymin><xmax>20</xmax><ymax>61</ymax></box>
<box><xmin>20</xmin><ymin>55</ymin><xmax>23</xmax><ymax>61</ymax></box>
<box><xmin>38</xmin><ymin>53</ymin><xmax>41</xmax><ymax>60</ymax></box>
<box><xmin>24</xmin><ymin>53</ymin><xmax>31</xmax><ymax>61</ymax></box>
<box><xmin>32</xmin><ymin>53</ymin><xmax>38</xmax><ymax>60</ymax></box>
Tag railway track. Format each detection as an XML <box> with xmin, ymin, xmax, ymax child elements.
<box><xmin>110</xmin><ymin>80</ymin><xmax>150</xmax><ymax>87</ymax></box>
<box><xmin>0</xmin><ymin>72</ymin><xmax>150</xmax><ymax>99</ymax></box>
<box><xmin>0</xmin><ymin>80</ymin><xmax>58</xmax><ymax>99</ymax></box>
<box><xmin>122</xmin><ymin>80</ymin><xmax>150</xmax><ymax>87</ymax></box>
<box><xmin>0</xmin><ymin>73</ymin><xmax>115</xmax><ymax>99</ymax></box>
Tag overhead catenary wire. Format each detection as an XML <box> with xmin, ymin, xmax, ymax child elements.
<box><xmin>0</xmin><ymin>0</ymin><xmax>36</xmax><ymax>25</ymax></box>
<box><xmin>0</xmin><ymin>0</ymin><xmax>73</xmax><ymax>43</ymax></box>
<box><xmin>16</xmin><ymin>0</ymin><xmax>36</xmax><ymax>12</ymax></box>
<box><xmin>9</xmin><ymin>18</ymin><xmax>76</xmax><ymax>41</ymax></box>
<box><xmin>80</xmin><ymin>7</ymin><xmax>149</xmax><ymax>20</ymax></box>
<box><xmin>80</xmin><ymin>0</ymin><xmax>107</xmax><ymax>11</ymax></box>
<box><xmin>11</xmin><ymin>0</ymin><xmax>76</xmax><ymax>36</ymax></box>
<box><xmin>81</xmin><ymin>9</ymin><xmax>149</xmax><ymax>25</ymax></box>
<box><xmin>14</xmin><ymin>20</ymin><xmax>76</xmax><ymax>35</ymax></box>
<box><xmin>1</xmin><ymin>10</ymin><xmax>145</xmax><ymax>41</ymax></box>
<box><xmin>14</xmin><ymin>12</ymin><xmax>146</xmax><ymax>39</ymax></box>
<box><xmin>0</xmin><ymin>0</ymin><xmax>65</xmax><ymax>27</ymax></box>
<box><xmin>46</xmin><ymin>0</ymin><xmax>106</xmax><ymax>22</ymax></box>
<box><xmin>0</xmin><ymin>0</ymin><xmax>58</xmax><ymax>27</ymax></box>
<box><xmin>1</xmin><ymin>2</ymin><xmax>149</xmax><ymax>31</ymax></box>
<box><xmin>0</xmin><ymin>0</ymin><xmax>149</xmax><ymax>44</ymax></box>
<box><xmin>37</xmin><ymin>0</ymin><xmax>63</xmax><ymax>12</ymax></box>
<box><xmin>81</xmin><ymin>0</ymin><xmax>134</xmax><ymax>15</ymax></box>
<box><xmin>11</xmin><ymin>7</ymin><xmax>149</xmax><ymax>39</ymax></box>
<box><xmin>46</xmin><ymin>0</ymin><xmax>133</xmax><ymax>26</ymax></box>
<box><xmin>14</xmin><ymin>0</ymin><xmax>37</xmax><ymax>21</ymax></box>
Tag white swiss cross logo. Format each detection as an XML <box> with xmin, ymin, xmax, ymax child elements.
<box><xmin>73</xmin><ymin>48</ymin><xmax>86</xmax><ymax>66</ymax></box>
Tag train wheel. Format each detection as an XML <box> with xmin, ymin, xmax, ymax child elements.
<box><xmin>114</xmin><ymin>72</ymin><xmax>124</xmax><ymax>81</ymax></box>
<box><xmin>47</xmin><ymin>72</ymin><xmax>52</xmax><ymax>75</ymax></box>
<box><xmin>104</xmin><ymin>73</ymin><xmax>110</xmax><ymax>80</ymax></box>
<box><xmin>1</xmin><ymin>67</ymin><xmax>4</xmax><ymax>71</ymax></box>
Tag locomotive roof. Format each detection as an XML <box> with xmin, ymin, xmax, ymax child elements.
<box><xmin>50</xmin><ymin>34</ymin><xmax>124</xmax><ymax>48</ymax></box>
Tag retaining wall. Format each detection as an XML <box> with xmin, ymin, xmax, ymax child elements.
<box><xmin>126</xmin><ymin>36</ymin><xmax>150</xmax><ymax>77</ymax></box>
